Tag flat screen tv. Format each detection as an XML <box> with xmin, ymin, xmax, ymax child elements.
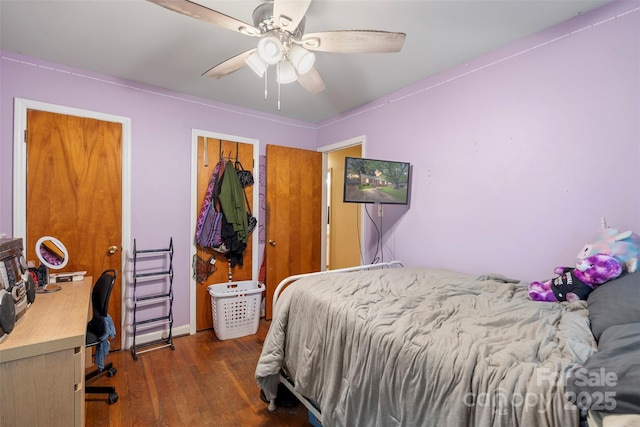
<box><xmin>343</xmin><ymin>156</ymin><xmax>411</xmax><ymax>205</ymax></box>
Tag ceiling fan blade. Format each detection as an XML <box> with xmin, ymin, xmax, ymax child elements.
<box><xmin>273</xmin><ymin>0</ymin><xmax>312</xmax><ymax>33</ymax></box>
<box><xmin>202</xmin><ymin>49</ymin><xmax>256</xmax><ymax>79</ymax></box>
<box><xmin>302</xmin><ymin>30</ymin><xmax>406</xmax><ymax>53</ymax></box>
<box><xmin>147</xmin><ymin>0</ymin><xmax>260</xmax><ymax>36</ymax></box>
<box><xmin>297</xmin><ymin>67</ymin><xmax>326</xmax><ymax>94</ymax></box>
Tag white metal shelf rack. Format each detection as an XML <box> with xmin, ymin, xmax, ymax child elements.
<box><xmin>130</xmin><ymin>238</ymin><xmax>175</xmax><ymax>360</ymax></box>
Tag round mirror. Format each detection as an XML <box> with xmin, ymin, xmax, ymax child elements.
<box><xmin>35</xmin><ymin>236</ymin><xmax>69</xmax><ymax>270</ymax></box>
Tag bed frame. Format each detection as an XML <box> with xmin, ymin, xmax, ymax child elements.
<box><xmin>268</xmin><ymin>261</ymin><xmax>404</xmax><ymax>420</ymax></box>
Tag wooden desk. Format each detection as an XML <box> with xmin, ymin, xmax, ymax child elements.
<box><xmin>0</xmin><ymin>276</ymin><xmax>92</xmax><ymax>427</ymax></box>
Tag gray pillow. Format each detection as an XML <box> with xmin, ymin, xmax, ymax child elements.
<box><xmin>566</xmin><ymin>323</ymin><xmax>640</xmax><ymax>414</ymax></box>
<box><xmin>588</xmin><ymin>272</ymin><xmax>640</xmax><ymax>341</ymax></box>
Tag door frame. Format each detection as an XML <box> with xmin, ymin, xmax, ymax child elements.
<box><xmin>13</xmin><ymin>97</ymin><xmax>132</xmax><ymax>349</ymax></box>
<box><xmin>318</xmin><ymin>135</ymin><xmax>366</xmax><ymax>270</ymax></box>
<box><xmin>189</xmin><ymin>129</ymin><xmax>259</xmax><ymax>334</ymax></box>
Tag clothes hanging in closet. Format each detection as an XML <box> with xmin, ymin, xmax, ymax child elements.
<box><xmin>195</xmin><ymin>159</ymin><xmax>225</xmax><ymax>248</ymax></box>
<box><xmin>218</xmin><ymin>160</ymin><xmax>249</xmax><ymax>244</ymax></box>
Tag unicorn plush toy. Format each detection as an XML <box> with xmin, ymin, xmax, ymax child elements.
<box><xmin>577</xmin><ymin>217</ymin><xmax>640</xmax><ymax>273</ymax></box>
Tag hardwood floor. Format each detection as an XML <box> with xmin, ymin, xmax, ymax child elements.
<box><xmin>86</xmin><ymin>319</ymin><xmax>310</xmax><ymax>427</ymax></box>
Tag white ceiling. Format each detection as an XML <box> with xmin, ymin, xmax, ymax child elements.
<box><xmin>0</xmin><ymin>0</ymin><xmax>612</xmax><ymax>123</ymax></box>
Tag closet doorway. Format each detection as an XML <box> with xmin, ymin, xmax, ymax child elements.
<box><xmin>191</xmin><ymin>134</ymin><xmax>258</xmax><ymax>332</ymax></box>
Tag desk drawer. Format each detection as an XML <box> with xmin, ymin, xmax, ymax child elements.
<box><xmin>1</xmin><ymin>349</ymin><xmax>77</xmax><ymax>426</ymax></box>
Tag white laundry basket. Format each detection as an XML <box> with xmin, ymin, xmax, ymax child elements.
<box><xmin>207</xmin><ymin>280</ymin><xmax>265</xmax><ymax>340</ymax></box>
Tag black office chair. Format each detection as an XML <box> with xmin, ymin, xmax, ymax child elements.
<box><xmin>85</xmin><ymin>269</ymin><xmax>119</xmax><ymax>404</ymax></box>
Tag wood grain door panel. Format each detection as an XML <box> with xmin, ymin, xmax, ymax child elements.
<box><xmin>265</xmin><ymin>144</ymin><xmax>322</xmax><ymax>319</ymax></box>
<box><xmin>26</xmin><ymin>109</ymin><xmax>123</xmax><ymax>349</ymax></box>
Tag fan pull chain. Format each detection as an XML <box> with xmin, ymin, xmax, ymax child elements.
<box><xmin>264</xmin><ymin>68</ymin><xmax>268</xmax><ymax>100</ymax></box>
<box><xmin>277</xmin><ymin>63</ymin><xmax>281</xmax><ymax>110</ymax></box>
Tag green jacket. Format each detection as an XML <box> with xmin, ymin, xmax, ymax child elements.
<box><xmin>219</xmin><ymin>160</ymin><xmax>249</xmax><ymax>243</ymax></box>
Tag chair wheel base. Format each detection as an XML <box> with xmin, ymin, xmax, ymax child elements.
<box><xmin>86</xmin><ymin>386</ymin><xmax>118</xmax><ymax>404</ymax></box>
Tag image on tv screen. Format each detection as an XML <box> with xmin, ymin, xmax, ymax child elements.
<box><xmin>343</xmin><ymin>157</ymin><xmax>411</xmax><ymax>205</ymax></box>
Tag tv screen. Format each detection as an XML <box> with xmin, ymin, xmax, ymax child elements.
<box><xmin>343</xmin><ymin>156</ymin><xmax>411</xmax><ymax>205</ymax></box>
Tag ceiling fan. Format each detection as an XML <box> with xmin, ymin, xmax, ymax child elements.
<box><xmin>147</xmin><ymin>0</ymin><xmax>406</xmax><ymax>105</ymax></box>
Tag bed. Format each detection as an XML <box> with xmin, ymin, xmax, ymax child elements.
<box><xmin>255</xmin><ymin>263</ymin><xmax>640</xmax><ymax>427</ymax></box>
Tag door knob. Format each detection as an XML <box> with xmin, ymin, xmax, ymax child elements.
<box><xmin>268</xmin><ymin>240</ymin><xmax>276</xmax><ymax>247</ymax></box>
<box><xmin>108</xmin><ymin>245</ymin><xmax>119</xmax><ymax>254</ymax></box>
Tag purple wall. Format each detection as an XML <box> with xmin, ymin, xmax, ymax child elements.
<box><xmin>316</xmin><ymin>1</ymin><xmax>640</xmax><ymax>281</ymax></box>
<box><xmin>1</xmin><ymin>1</ymin><xmax>638</xmax><ymax>334</ymax></box>
<box><xmin>0</xmin><ymin>51</ymin><xmax>316</xmax><ymax>331</ymax></box>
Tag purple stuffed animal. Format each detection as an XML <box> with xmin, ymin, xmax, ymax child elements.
<box><xmin>528</xmin><ymin>253</ymin><xmax>623</xmax><ymax>302</ymax></box>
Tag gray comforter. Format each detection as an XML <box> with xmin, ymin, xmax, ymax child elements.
<box><xmin>255</xmin><ymin>267</ymin><xmax>597</xmax><ymax>427</ymax></box>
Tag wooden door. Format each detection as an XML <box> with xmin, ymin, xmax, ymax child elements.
<box><xmin>195</xmin><ymin>138</ymin><xmax>254</xmax><ymax>331</ymax></box>
<box><xmin>265</xmin><ymin>144</ymin><xmax>322</xmax><ymax>319</ymax></box>
<box><xmin>26</xmin><ymin>109</ymin><xmax>123</xmax><ymax>349</ymax></box>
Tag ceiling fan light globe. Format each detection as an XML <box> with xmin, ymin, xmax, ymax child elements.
<box><xmin>245</xmin><ymin>52</ymin><xmax>267</xmax><ymax>77</ymax></box>
<box><xmin>257</xmin><ymin>37</ymin><xmax>283</xmax><ymax>65</ymax></box>
<box><xmin>289</xmin><ymin>45</ymin><xmax>315</xmax><ymax>75</ymax></box>
<box><xmin>277</xmin><ymin>61</ymin><xmax>297</xmax><ymax>84</ymax></box>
